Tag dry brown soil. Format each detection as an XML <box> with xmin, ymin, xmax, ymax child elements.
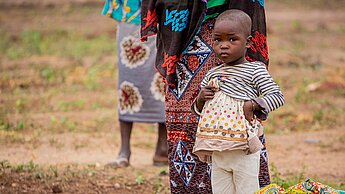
<box><xmin>0</xmin><ymin>0</ymin><xmax>344</xmax><ymax>193</ymax></box>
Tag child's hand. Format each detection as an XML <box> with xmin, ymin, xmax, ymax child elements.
<box><xmin>243</xmin><ymin>100</ymin><xmax>255</xmax><ymax>123</ymax></box>
<box><xmin>195</xmin><ymin>86</ymin><xmax>217</xmax><ymax>111</ymax></box>
<box><xmin>197</xmin><ymin>86</ymin><xmax>217</xmax><ymax>103</ymax></box>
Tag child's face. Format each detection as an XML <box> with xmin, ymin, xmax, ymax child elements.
<box><xmin>213</xmin><ymin>20</ymin><xmax>250</xmax><ymax>65</ymax></box>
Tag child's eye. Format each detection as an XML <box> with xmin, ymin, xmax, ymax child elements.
<box><xmin>229</xmin><ymin>38</ymin><xmax>234</xmax><ymax>42</ymax></box>
<box><xmin>214</xmin><ymin>38</ymin><xmax>220</xmax><ymax>42</ymax></box>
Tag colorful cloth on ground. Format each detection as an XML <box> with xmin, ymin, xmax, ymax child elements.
<box><xmin>102</xmin><ymin>0</ymin><xmax>141</xmax><ymax>24</ymax></box>
<box><xmin>255</xmin><ymin>183</ymin><xmax>285</xmax><ymax>194</ymax></box>
<box><xmin>256</xmin><ymin>179</ymin><xmax>343</xmax><ymax>194</ymax></box>
<box><xmin>141</xmin><ymin>0</ymin><xmax>207</xmax><ymax>87</ymax></box>
<box><xmin>115</xmin><ymin>22</ymin><xmax>165</xmax><ymax>122</ymax></box>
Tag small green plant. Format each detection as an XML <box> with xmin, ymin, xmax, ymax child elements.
<box><xmin>313</xmin><ymin>109</ymin><xmax>324</xmax><ymax>123</ymax></box>
<box><xmin>270</xmin><ymin>163</ymin><xmax>306</xmax><ymax>189</ymax></box>
<box><xmin>154</xmin><ymin>177</ymin><xmax>163</xmax><ymax>193</ymax></box>
<box><xmin>21</xmin><ymin>30</ymin><xmax>43</xmax><ymax>55</ymax></box>
<box><xmin>57</xmin><ymin>100</ymin><xmax>86</xmax><ymax>111</ymax></box>
<box><xmin>40</xmin><ymin>67</ymin><xmax>56</xmax><ymax>82</ymax></box>
<box><xmin>135</xmin><ymin>172</ymin><xmax>146</xmax><ymax>185</ymax></box>
<box><xmin>291</xmin><ymin>19</ymin><xmax>302</xmax><ymax>32</ymax></box>
<box><xmin>49</xmin><ymin>137</ymin><xmax>64</xmax><ymax>149</ymax></box>
<box><xmin>338</xmin><ymin>24</ymin><xmax>345</xmax><ymax>33</ymax></box>
<box><xmin>34</xmin><ymin>170</ymin><xmax>45</xmax><ymax>179</ymax></box>
<box><xmin>0</xmin><ymin>160</ymin><xmax>11</xmax><ymax>170</ymax></box>
<box><xmin>158</xmin><ymin>167</ymin><xmax>168</xmax><ymax>176</ymax></box>
<box><xmin>49</xmin><ymin>166</ymin><xmax>59</xmax><ymax>178</ymax></box>
<box><xmin>15</xmin><ymin>120</ymin><xmax>25</xmax><ymax>130</ymax></box>
<box><xmin>0</xmin><ymin>118</ymin><xmax>11</xmax><ymax>131</ymax></box>
<box><xmin>49</xmin><ymin>116</ymin><xmax>78</xmax><ymax>132</ymax></box>
<box><xmin>14</xmin><ymin>161</ymin><xmax>39</xmax><ymax>173</ymax></box>
<box><xmin>15</xmin><ymin>98</ymin><xmax>27</xmax><ymax>113</ymax></box>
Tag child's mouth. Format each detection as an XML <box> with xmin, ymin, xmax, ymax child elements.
<box><xmin>220</xmin><ymin>53</ymin><xmax>229</xmax><ymax>57</ymax></box>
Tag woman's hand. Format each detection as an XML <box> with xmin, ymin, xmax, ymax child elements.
<box><xmin>243</xmin><ymin>100</ymin><xmax>255</xmax><ymax>123</ymax></box>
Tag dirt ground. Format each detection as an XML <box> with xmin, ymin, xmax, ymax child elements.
<box><xmin>0</xmin><ymin>0</ymin><xmax>344</xmax><ymax>193</ymax></box>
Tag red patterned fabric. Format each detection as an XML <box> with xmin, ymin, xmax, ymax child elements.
<box><xmin>251</xmin><ymin>31</ymin><xmax>269</xmax><ymax>61</ymax></box>
<box><xmin>141</xmin><ymin>0</ymin><xmax>207</xmax><ymax>88</ymax></box>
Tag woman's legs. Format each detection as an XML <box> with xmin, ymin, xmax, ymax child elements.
<box><xmin>108</xmin><ymin>121</ymin><xmax>167</xmax><ymax>167</ymax></box>
<box><xmin>117</xmin><ymin>120</ymin><xmax>133</xmax><ymax>160</ymax></box>
<box><xmin>153</xmin><ymin>123</ymin><xmax>168</xmax><ymax>165</ymax></box>
<box><xmin>108</xmin><ymin>120</ymin><xmax>133</xmax><ymax>167</ymax></box>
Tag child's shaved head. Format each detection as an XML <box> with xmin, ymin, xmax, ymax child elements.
<box><xmin>215</xmin><ymin>9</ymin><xmax>252</xmax><ymax>37</ymax></box>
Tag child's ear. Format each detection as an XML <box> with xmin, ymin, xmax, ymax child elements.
<box><xmin>246</xmin><ymin>35</ymin><xmax>252</xmax><ymax>48</ymax></box>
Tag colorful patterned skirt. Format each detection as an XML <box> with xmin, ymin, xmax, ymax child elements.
<box><xmin>165</xmin><ymin>19</ymin><xmax>270</xmax><ymax>193</ymax></box>
<box><xmin>116</xmin><ymin>22</ymin><xmax>165</xmax><ymax>123</ymax></box>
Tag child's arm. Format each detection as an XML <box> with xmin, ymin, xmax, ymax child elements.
<box><xmin>191</xmin><ymin>70</ymin><xmax>217</xmax><ymax>115</ymax></box>
<box><xmin>246</xmin><ymin>63</ymin><xmax>285</xmax><ymax>121</ymax></box>
<box><xmin>195</xmin><ymin>85</ymin><xmax>217</xmax><ymax>111</ymax></box>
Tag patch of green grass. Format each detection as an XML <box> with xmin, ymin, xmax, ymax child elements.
<box><xmin>21</xmin><ymin>30</ymin><xmax>43</xmax><ymax>55</ymax></box>
<box><xmin>0</xmin><ymin>130</ymin><xmax>25</xmax><ymax>144</ymax></box>
<box><xmin>270</xmin><ymin>163</ymin><xmax>305</xmax><ymax>189</ymax></box>
<box><xmin>0</xmin><ymin>115</ymin><xmax>11</xmax><ymax>131</ymax></box>
<box><xmin>14</xmin><ymin>161</ymin><xmax>39</xmax><ymax>173</ymax></box>
<box><xmin>73</xmin><ymin>139</ymin><xmax>89</xmax><ymax>150</ymax></box>
<box><xmin>0</xmin><ymin>115</ymin><xmax>27</xmax><ymax>132</ymax></box>
<box><xmin>49</xmin><ymin>116</ymin><xmax>77</xmax><ymax>132</ymax></box>
<box><xmin>0</xmin><ymin>160</ymin><xmax>11</xmax><ymax>169</ymax></box>
<box><xmin>153</xmin><ymin>177</ymin><xmax>164</xmax><ymax>193</ymax></box>
<box><xmin>81</xmin><ymin>166</ymin><xmax>97</xmax><ymax>177</ymax></box>
<box><xmin>270</xmin><ymin>163</ymin><xmax>345</xmax><ymax>190</ymax></box>
<box><xmin>84</xmin><ymin>63</ymin><xmax>115</xmax><ymax>90</ymax></box>
<box><xmin>135</xmin><ymin>171</ymin><xmax>146</xmax><ymax>185</ymax></box>
<box><xmin>40</xmin><ymin>67</ymin><xmax>58</xmax><ymax>83</ymax></box>
<box><xmin>294</xmin><ymin>77</ymin><xmax>311</xmax><ymax>103</ymax></box>
<box><xmin>57</xmin><ymin>100</ymin><xmax>86</xmax><ymax>112</ymax></box>
<box><xmin>15</xmin><ymin>98</ymin><xmax>28</xmax><ymax>114</ymax></box>
<box><xmin>1</xmin><ymin>28</ymin><xmax>115</xmax><ymax>61</ymax></box>
<box><xmin>49</xmin><ymin>137</ymin><xmax>64</xmax><ymax>149</ymax></box>
<box><xmin>339</xmin><ymin>25</ymin><xmax>345</xmax><ymax>33</ymax></box>
<box><xmin>291</xmin><ymin>20</ymin><xmax>302</xmax><ymax>32</ymax></box>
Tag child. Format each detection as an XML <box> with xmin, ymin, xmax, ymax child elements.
<box><xmin>191</xmin><ymin>10</ymin><xmax>285</xmax><ymax>194</ymax></box>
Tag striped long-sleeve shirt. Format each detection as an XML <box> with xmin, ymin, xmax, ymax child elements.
<box><xmin>200</xmin><ymin>61</ymin><xmax>285</xmax><ymax>119</ymax></box>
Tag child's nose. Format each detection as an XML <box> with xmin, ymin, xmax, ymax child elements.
<box><xmin>220</xmin><ymin>43</ymin><xmax>229</xmax><ymax>49</ymax></box>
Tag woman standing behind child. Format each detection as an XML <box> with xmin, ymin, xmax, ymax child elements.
<box><xmin>192</xmin><ymin>10</ymin><xmax>285</xmax><ymax>194</ymax></box>
<box><xmin>102</xmin><ymin>0</ymin><xmax>167</xmax><ymax>167</ymax></box>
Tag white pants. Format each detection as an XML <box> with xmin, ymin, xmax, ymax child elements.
<box><xmin>211</xmin><ymin>150</ymin><xmax>260</xmax><ymax>194</ymax></box>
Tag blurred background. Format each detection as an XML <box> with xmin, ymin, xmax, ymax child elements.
<box><xmin>0</xmin><ymin>0</ymin><xmax>344</xmax><ymax>193</ymax></box>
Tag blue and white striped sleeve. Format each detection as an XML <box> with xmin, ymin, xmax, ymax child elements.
<box><xmin>252</xmin><ymin>64</ymin><xmax>285</xmax><ymax>113</ymax></box>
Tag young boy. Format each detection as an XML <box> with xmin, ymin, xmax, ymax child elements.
<box><xmin>192</xmin><ymin>10</ymin><xmax>285</xmax><ymax>194</ymax></box>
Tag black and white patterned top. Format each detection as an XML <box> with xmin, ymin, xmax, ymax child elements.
<box><xmin>199</xmin><ymin>61</ymin><xmax>285</xmax><ymax>119</ymax></box>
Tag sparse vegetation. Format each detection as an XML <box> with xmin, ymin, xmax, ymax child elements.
<box><xmin>0</xmin><ymin>0</ymin><xmax>344</xmax><ymax>193</ymax></box>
